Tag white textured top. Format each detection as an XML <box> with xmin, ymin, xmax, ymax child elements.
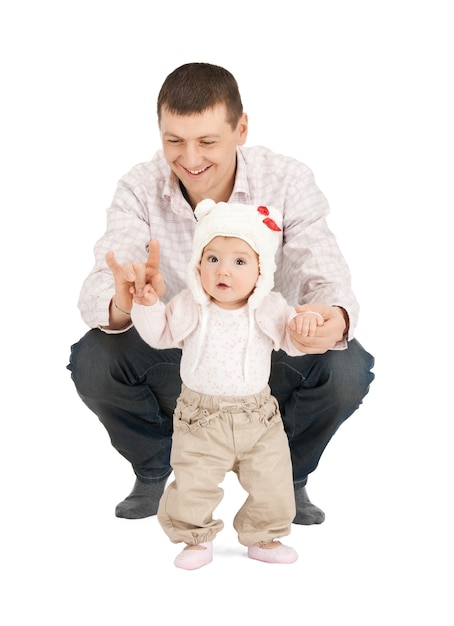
<box><xmin>181</xmin><ymin>304</ymin><xmax>274</xmax><ymax>396</ymax></box>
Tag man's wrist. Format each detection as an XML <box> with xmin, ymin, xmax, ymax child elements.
<box><xmin>113</xmin><ymin>296</ymin><xmax>132</xmax><ymax>316</ymax></box>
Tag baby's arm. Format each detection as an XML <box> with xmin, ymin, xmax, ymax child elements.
<box><xmin>290</xmin><ymin>310</ymin><xmax>324</xmax><ymax>338</ymax></box>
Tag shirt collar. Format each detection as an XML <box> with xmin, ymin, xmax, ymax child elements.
<box><xmin>162</xmin><ymin>168</ymin><xmax>191</xmax><ymax>214</ymax></box>
<box><xmin>230</xmin><ymin>148</ymin><xmax>250</xmax><ymax>201</ymax></box>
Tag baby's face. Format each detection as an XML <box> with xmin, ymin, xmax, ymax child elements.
<box><xmin>199</xmin><ymin>236</ymin><xmax>259</xmax><ymax>309</ymax></box>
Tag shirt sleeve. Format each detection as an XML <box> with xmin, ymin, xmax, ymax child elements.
<box><xmin>255</xmin><ymin>293</ymin><xmax>304</xmax><ymax>356</ymax></box>
<box><xmin>280</xmin><ymin>162</ymin><xmax>359</xmax><ymax>340</ymax></box>
<box><xmin>131</xmin><ymin>290</ymin><xmax>199</xmax><ymax>349</ymax></box>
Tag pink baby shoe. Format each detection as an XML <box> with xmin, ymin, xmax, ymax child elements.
<box><xmin>248</xmin><ymin>543</ymin><xmax>298</xmax><ymax>564</ymax></box>
<box><xmin>174</xmin><ymin>541</ymin><xmax>213</xmax><ymax>570</ymax></box>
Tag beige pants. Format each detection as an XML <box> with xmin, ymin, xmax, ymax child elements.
<box><xmin>157</xmin><ymin>384</ymin><xmax>296</xmax><ymax>547</ymax></box>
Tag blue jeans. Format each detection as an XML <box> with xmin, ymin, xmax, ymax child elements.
<box><xmin>67</xmin><ymin>327</ymin><xmax>374</xmax><ymax>485</ymax></box>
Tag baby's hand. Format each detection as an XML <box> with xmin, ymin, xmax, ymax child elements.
<box><xmin>131</xmin><ymin>283</ymin><xmax>159</xmax><ymax>306</ymax></box>
<box><xmin>290</xmin><ymin>310</ymin><xmax>324</xmax><ymax>337</ymax></box>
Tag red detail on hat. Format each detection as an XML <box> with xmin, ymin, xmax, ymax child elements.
<box><xmin>262</xmin><ymin>217</ymin><xmax>282</xmax><ymax>232</ymax></box>
<box><xmin>257</xmin><ymin>206</ymin><xmax>281</xmax><ymax>231</ymax></box>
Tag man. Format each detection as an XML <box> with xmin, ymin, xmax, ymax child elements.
<box><xmin>68</xmin><ymin>62</ymin><xmax>374</xmax><ymax>524</ymax></box>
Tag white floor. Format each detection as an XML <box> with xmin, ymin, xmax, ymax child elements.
<box><xmin>2</xmin><ymin>2</ymin><xmax>453</xmax><ymax>623</ymax></box>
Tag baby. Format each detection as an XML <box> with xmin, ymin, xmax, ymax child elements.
<box><xmin>131</xmin><ymin>199</ymin><xmax>323</xmax><ymax>569</ymax></box>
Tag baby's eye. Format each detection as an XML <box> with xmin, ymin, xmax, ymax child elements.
<box><xmin>234</xmin><ymin>259</ymin><xmax>246</xmax><ymax>265</ymax></box>
<box><xmin>207</xmin><ymin>255</ymin><xmax>218</xmax><ymax>263</ymax></box>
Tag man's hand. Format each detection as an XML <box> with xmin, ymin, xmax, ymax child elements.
<box><xmin>105</xmin><ymin>240</ymin><xmax>166</xmax><ymax>327</ymax></box>
<box><xmin>287</xmin><ymin>303</ymin><xmax>348</xmax><ymax>354</ymax></box>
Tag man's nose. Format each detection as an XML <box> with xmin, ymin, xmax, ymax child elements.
<box><xmin>184</xmin><ymin>143</ymin><xmax>202</xmax><ymax>167</ymax></box>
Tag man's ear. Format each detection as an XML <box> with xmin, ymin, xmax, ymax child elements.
<box><xmin>236</xmin><ymin>113</ymin><xmax>248</xmax><ymax>146</ymax></box>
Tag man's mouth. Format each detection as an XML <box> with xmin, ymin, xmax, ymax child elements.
<box><xmin>184</xmin><ymin>165</ymin><xmax>211</xmax><ymax>176</ymax></box>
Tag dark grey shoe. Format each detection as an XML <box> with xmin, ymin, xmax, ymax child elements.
<box><xmin>293</xmin><ymin>486</ymin><xmax>325</xmax><ymax>525</ymax></box>
<box><xmin>115</xmin><ymin>477</ymin><xmax>167</xmax><ymax>519</ymax></box>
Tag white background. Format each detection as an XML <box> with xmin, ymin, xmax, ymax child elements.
<box><xmin>1</xmin><ymin>1</ymin><xmax>452</xmax><ymax>624</ymax></box>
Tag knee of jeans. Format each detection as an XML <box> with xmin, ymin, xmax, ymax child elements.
<box><xmin>329</xmin><ymin>340</ymin><xmax>375</xmax><ymax>405</ymax></box>
<box><xmin>68</xmin><ymin>330</ymin><xmax>118</xmax><ymax>395</ymax></box>
<box><xmin>350</xmin><ymin>340</ymin><xmax>375</xmax><ymax>388</ymax></box>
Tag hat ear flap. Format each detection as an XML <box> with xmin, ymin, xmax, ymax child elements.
<box><xmin>194</xmin><ymin>198</ymin><xmax>217</xmax><ymax>221</ymax></box>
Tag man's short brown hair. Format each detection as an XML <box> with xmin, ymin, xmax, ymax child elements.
<box><xmin>157</xmin><ymin>62</ymin><xmax>243</xmax><ymax>130</ymax></box>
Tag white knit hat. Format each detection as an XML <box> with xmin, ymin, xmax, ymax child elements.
<box><xmin>188</xmin><ymin>198</ymin><xmax>283</xmax><ymax>310</ymax></box>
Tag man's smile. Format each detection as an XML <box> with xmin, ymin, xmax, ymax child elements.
<box><xmin>183</xmin><ymin>165</ymin><xmax>211</xmax><ymax>176</ymax></box>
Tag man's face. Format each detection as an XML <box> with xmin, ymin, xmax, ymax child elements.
<box><xmin>159</xmin><ymin>104</ymin><xmax>248</xmax><ymax>208</ymax></box>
